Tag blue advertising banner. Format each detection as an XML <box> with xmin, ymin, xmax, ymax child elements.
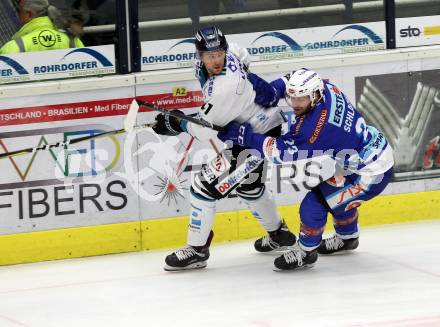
<box><xmin>0</xmin><ymin>45</ymin><xmax>115</xmax><ymax>84</ymax></box>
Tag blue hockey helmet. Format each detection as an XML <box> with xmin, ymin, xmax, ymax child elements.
<box><xmin>195</xmin><ymin>26</ymin><xmax>228</xmax><ymax>54</ymax></box>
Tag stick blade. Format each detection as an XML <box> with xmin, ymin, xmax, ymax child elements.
<box><xmin>124</xmin><ymin>99</ymin><xmax>139</xmax><ymax>133</ymax></box>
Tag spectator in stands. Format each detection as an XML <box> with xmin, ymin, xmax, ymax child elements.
<box><xmin>0</xmin><ymin>0</ymin><xmax>84</xmax><ymax>54</ymax></box>
<box><xmin>80</xmin><ymin>0</ymin><xmax>116</xmax><ymax>46</ymax></box>
<box><xmin>55</xmin><ymin>0</ymin><xmax>90</xmax><ymax>37</ymax></box>
<box><xmin>67</xmin><ymin>7</ymin><xmax>89</xmax><ymax>37</ymax></box>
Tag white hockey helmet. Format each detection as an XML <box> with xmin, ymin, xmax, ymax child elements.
<box><xmin>285</xmin><ymin>69</ymin><xmax>324</xmax><ymax>107</ymax></box>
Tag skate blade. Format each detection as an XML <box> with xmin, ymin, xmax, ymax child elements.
<box><xmin>272</xmin><ymin>263</ymin><xmax>315</xmax><ymax>272</ymax></box>
<box><xmin>256</xmin><ymin>245</ymin><xmax>296</xmax><ymax>255</ymax></box>
<box><xmin>318</xmin><ymin>249</ymin><xmax>357</xmax><ymax>256</ymax></box>
<box><xmin>164</xmin><ymin>261</ymin><xmax>207</xmax><ymax>272</ymax></box>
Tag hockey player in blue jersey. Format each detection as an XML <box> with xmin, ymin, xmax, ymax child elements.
<box><xmin>218</xmin><ymin>68</ymin><xmax>394</xmax><ymax>271</ymax></box>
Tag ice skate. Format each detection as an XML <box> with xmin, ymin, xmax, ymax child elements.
<box><xmin>273</xmin><ymin>244</ymin><xmax>318</xmax><ymax>271</ymax></box>
<box><xmin>254</xmin><ymin>220</ymin><xmax>296</xmax><ymax>253</ymax></box>
<box><xmin>164</xmin><ymin>246</ymin><xmax>210</xmax><ymax>271</ymax></box>
<box><xmin>318</xmin><ymin>234</ymin><xmax>359</xmax><ymax>255</ymax></box>
<box><xmin>164</xmin><ymin>231</ymin><xmax>214</xmax><ymax>271</ymax></box>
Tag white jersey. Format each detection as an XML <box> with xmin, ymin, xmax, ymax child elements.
<box><xmin>186</xmin><ymin>52</ymin><xmax>285</xmax><ymax>141</ymax></box>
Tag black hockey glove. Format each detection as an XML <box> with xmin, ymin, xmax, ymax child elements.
<box><xmin>152</xmin><ymin>110</ymin><xmax>183</xmax><ymax>136</ymax></box>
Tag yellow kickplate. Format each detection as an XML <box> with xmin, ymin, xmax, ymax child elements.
<box><xmin>0</xmin><ymin>190</ymin><xmax>439</xmax><ymax>265</ymax></box>
<box><xmin>0</xmin><ymin>222</ymin><xmax>141</xmax><ymax>265</ymax></box>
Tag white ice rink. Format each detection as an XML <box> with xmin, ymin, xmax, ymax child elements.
<box><xmin>0</xmin><ymin>220</ymin><xmax>439</xmax><ymax>327</ymax></box>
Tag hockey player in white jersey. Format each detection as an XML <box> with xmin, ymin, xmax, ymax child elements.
<box><xmin>151</xmin><ymin>26</ymin><xmax>296</xmax><ymax>271</ymax></box>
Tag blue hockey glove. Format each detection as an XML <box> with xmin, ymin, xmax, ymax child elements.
<box><xmin>217</xmin><ymin>122</ymin><xmax>240</xmax><ymax>145</ymax></box>
<box><xmin>218</xmin><ymin>122</ymin><xmax>269</xmax><ymax>160</ymax></box>
<box><xmin>248</xmin><ymin>73</ymin><xmax>279</xmax><ymax>108</ymax></box>
<box><xmin>217</xmin><ymin>122</ymin><xmax>254</xmax><ymax>147</ymax></box>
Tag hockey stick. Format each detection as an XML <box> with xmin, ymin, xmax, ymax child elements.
<box><xmin>176</xmin><ymin>136</ymin><xmax>194</xmax><ymax>176</ymax></box>
<box><xmin>136</xmin><ymin>99</ymin><xmax>225</xmax><ymax>132</ymax></box>
<box><xmin>136</xmin><ymin>99</ymin><xmax>223</xmax><ymax>155</ymax></box>
<box><xmin>174</xmin><ymin>138</ymin><xmax>221</xmax><ymax>174</ymax></box>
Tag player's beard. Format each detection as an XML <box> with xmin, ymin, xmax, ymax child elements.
<box><xmin>293</xmin><ymin>106</ymin><xmax>305</xmax><ymax>115</ymax></box>
<box><xmin>207</xmin><ymin>64</ymin><xmax>223</xmax><ymax>76</ymax></box>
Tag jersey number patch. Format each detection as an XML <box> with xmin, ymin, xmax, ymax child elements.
<box><xmin>201</xmin><ymin>103</ymin><xmax>213</xmax><ymax>115</ymax></box>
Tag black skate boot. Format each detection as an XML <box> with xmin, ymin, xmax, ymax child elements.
<box><xmin>317</xmin><ymin>234</ymin><xmax>359</xmax><ymax>255</ymax></box>
<box><xmin>254</xmin><ymin>221</ymin><xmax>296</xmax><ymax>253</ymax></box>
<box><xmin>273</xmin><ymin>244</ymin><xmax>318</xmax><ymax>271</ymax></box>
<box><xmin>164</xmin><ymin>231</ymin><xmax>214</xmax><ymax>271</ymax></box>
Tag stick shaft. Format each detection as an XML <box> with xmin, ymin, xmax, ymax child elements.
<box><xmin>209</xmin><ymin>139</ymin><xmax>221</xmax><ymax>155</ymax></box>
<box><xmin>136</xmin><ymin>100</ymin><xmax>224</xmax><ymax>132</ymax></box>
<box><xmin>0</xmin><ymin>122</ymin><xmax>155</xmax><ymax>159</ymax></box>
<box><xmin>176</xmin><ymin>136</ymin><xmax>194</xmax><ymax>176</ymax></box>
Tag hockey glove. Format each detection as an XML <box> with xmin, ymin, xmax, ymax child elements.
<box><xmin>229</xmin><ymin>42</ymin><xmax>250</xmax><ymax>71</ymax></box>
<box><xmin>218</xmin><ymin>122</ymin><xmax>269</xmax><ymax>159</ymax></box>
<box><xmin>217</xmin><ymin>122</ymin><xmax>254</xmax><ymax>147</ymax></box>
<box><xmin>248</xmin><ymin>73</ymin><xmax>280</xmax><ymax>108</ymax></box>
<box><xmin>152</xmin><ymin>110</ymin><xmax>183</xmax><ymax>136</ymax></box>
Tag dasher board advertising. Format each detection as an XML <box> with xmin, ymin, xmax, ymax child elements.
<box><xmin>0</xmin><ymin>45</ymin><xmax>115</xmax><ymax>84</ymax></box>
<box><xmin>396</xmin><ymin>15</ymin><xmax>440</xmax><ymax>48</ymax></box>
<box><xmin>141</xmin><ymin>22</ymin><xmax>385</xmax><ymax>71</ymax></box>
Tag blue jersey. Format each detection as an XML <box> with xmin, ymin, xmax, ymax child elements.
<box><xmin>255</xmin><ymin>81</ymin><xmax>394</xmax><ymax>176</ymax></box>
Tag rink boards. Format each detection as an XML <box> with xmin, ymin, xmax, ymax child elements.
<box><xmin>0</xmin><ymin>189</ymin><xmax>439</xmax><ymax>265</ymax></box>
<box><xmin>1</xmin><ymin>45</ymin><xmax>440</xmax><ymax>265</ymax></box>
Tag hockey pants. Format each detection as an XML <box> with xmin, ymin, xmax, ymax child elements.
<box><xmin>298</xmin><ymin>168</ymin><xmax>393</xmax><ymax>250</ymax></box>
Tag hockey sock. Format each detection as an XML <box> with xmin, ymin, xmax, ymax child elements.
<box><xmin>333</xmin><ymin>209</ymin><xmax>360</xmax><ymax>238</ymax></box>
<box><xmin>187</xmin><ymin>190</ymin><xmax>217</xmax><ymax>247</ymax></box>
<box><xmin>238</xmin><ymin>186</ymin><xmax>281</xmax><ymax>232</ymax></box>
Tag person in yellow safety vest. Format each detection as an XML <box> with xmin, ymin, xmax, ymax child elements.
<box><xmin>0</xmin><ymin>0</ymin><xmax>84</xmax><ymax>54</ymax></box>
